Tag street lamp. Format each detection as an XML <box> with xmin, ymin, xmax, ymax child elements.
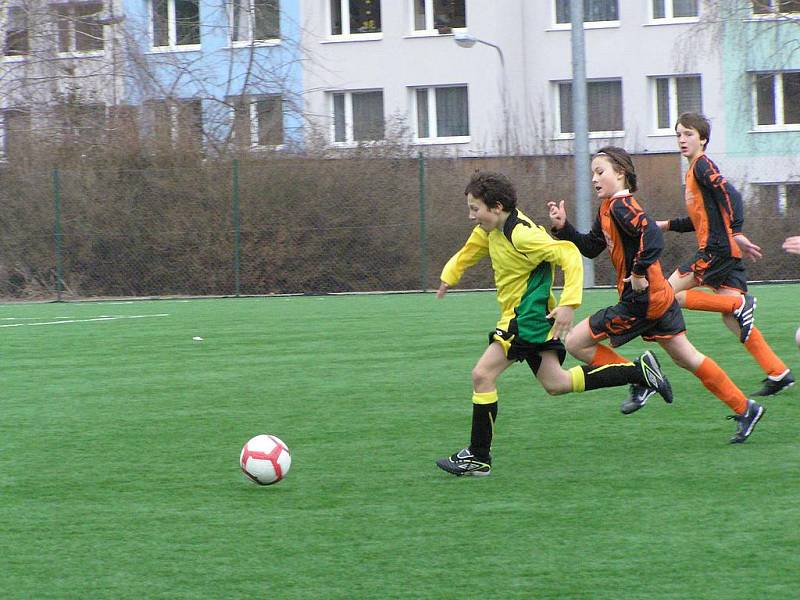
<box><xmin>453</xmin><ymin>32</ymin><xmax>509</xmax><ymax>153</ymax></box>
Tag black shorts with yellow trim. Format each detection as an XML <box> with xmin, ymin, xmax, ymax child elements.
<box><xmin>589</xmin><ymin>298</ymin><xmax>686</xmax><ymax>348</ymax></box>
<box><xmin>488</xmin><ymin>327</ymin><xmax>566</xmax><ymax>375</ymax></box>
<box><xmin>677</xmin><ymin>249</ymin><xmax>748</xmax><ymax>292</ymax></box>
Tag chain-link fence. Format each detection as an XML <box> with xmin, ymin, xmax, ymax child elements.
<box><xmin>1</xmin><ymin>153</ymin><xmax>798</xmax><ymax>301</ymax></box>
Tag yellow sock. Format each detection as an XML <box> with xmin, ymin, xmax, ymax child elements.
<box><xmin>472</xmin><ymin>390</ymin><xmax>498</xmax><ymax>404</ymax></box>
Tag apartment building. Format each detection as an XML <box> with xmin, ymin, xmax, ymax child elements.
<box><xmin>0</xmin><ymin>0</ymin><xmax>303</xmax><ymax>157</ymax></box>
<box><xmin>302</xmin><ymin>0</ymin><xmax>799</xmax><ymax>198</ymax></box>
<box><xmin>1</xmin><ymin>0</ymin><xmax>797</xmax><ymax>204</ymax></box>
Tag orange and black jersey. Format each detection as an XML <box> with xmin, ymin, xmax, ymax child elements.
<box><xmin>553</xmin><ymin>191</ymin><xmax>674</xmax><ymax>320</ymax></box>
<box><xmin>667</xmin><ymin>154</ymin><xmax>743</xmax><ymax>259</ymax></box>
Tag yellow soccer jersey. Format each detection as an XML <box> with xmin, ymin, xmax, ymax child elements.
<box><xmin>441</xmin><ymin>208</ymin><xmax>583</xmax><ymax>343</ymax></box>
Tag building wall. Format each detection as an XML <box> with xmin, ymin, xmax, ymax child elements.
<box><xmin>720</xmin><ymin>4</ymin><xmax>800</xmax><ymax>186</ymax></box>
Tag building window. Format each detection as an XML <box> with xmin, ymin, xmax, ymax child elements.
<box><xmin>752</xmin><ymin>1</ymin><xmax>800</xmax><ymax>14</ymax></box>
<box><xmin>231</xmin><ymin>0</ymin><xmax>280</xmax><ymax>43</ymax></box>
<box><xmin>413</xmin><ymin>0</ymin><xmax>466</xmax><ymax>33</ymax></box>
<box><xmin>331</xmin><ymin>90</ymin><xmax>384</xmax><ymax>143</ymax></box>
<box><xmin>330</xmin><ymin>0</ymin><xmax>381</xmax><ymax>35</ymax></box>
<box><xmin>653</xmin><ymin>76</ymin><xmax>702</xmax><ymax>130</ymax></box>
<box><xmin>1</xmin><ymin>107</ymin><xmax>31</xmax><ymax>158</ymax></box>
<box><xmin>143</xmin><ymin>99</ymin><xmax>204</xmax><ymax>149</ymax></box>
<box><xmin>55</xmin><ymin>2</ymin><xmax>105</xmax><ymax>53</ymax></box>
<box><xmin>231</xmin><ymin>95</ymin><xmax>284</xmax><ymax>147</ymax></box>
<box><xmin>555</xmin><ymin>0</ymin><xmax>618</xmax><ymax>24</ymax></box>
<box><xmin>558</xmin><ymin>80</ymin><xmax>623</xmax><ymax>134</ymax></box>
<box><xmin>652</xmin><ymin>0</ymin><xmax>698</xmax><ymax>19</ymax></box>
<box><xmin>754</xmin><ymin>72</ymin><xmax>800</xmax><ymax>127</ymax></box>
<box><xmin>415</xmin><ymin>86</ymin><xmax>469</xmax><ymax>139</ymax></box>
<box><xmin>54</xmin><ymin>102</ymin><xmax>107</xmax><ymax>150</ymax></box>
<box><xmin>151</xmin><ymin>0</ymin><xmax>200</xmax><ymax>48</ymax></box>
<box><xmin>4</xmin><ymin>6</ymin><xmax>29</xmax><ymax>56</ymax></box>
<box><xmin>755</xmin><ymin>182</ymin><xmax>800</xmax><ymax>215</ymax></box>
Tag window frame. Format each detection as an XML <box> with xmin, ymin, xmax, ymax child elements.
<box><xmin>750</xmin><ymin>0</ymin><xmax>800</xmax><ymax>16</ymax></box>
<box><xmin>751</xmin><ymin>70</ymin><xmax>800</xmax><ymax>131</ymax></box>
<box><xmin>230</xmin><ymin>94</ymin><xmax>285</xmax><ymax>148</ymax></box>
<box><xmin>411</xmin><ymin>85</ymin><xmax>470</xmax><ymax>144</ymax></box>
<box><xmin>3</xmin><ymin>5</ymin><xmax>30</xmax><ymax>59</ymax></box>
<box><xmin>648</xmin><ymin>0</ymin><xmax>699</xmax><ymax>23</ymax></box>
<box><xmin>142</xmin><ymin>98</ymin><xmax>205</xmax><ymax>149</ymax></box>
<box><xmin>554</xmin><ymin>78</ymin><xmax>625</xmax><ymax>139</ymax></box>
<box><xmin>753</xmin><ymin>181</ymin><xmax>800</xmax><ymax>215</ymax></box>
<box><xmin>328</xmin><ymin>0</ymin><xmax>382</xmax><ymax>40</ymax></box>
<box><xmin>329</xmin><ymin>89</ymin><xmax>385</xmax><ymax>146</ymax></box>
<box><xmin>149</xmin><ymin>0</ymin><xmax>202</xmax><ymax>52</ymax></box>
<box><xmin>552</xmin><ymin>0</ymin><xmax>620</xmax><ymax>30</ymax></box>
<box><xmin>54</xmin><ymin>1</ymin><xmax>106</xmax><ymax>55</ymax></box>
<box><xmin>650</xmin><ymin>74</ymin><xmax>702</xmax><ymax>135</ymax></box>
<box><xmin>0</xmin><ymin>106</ymin><xmax>32</xmax><ymax>159</ymax></box>
<box><xmin>410</xmin><ymin>0</ymin><xmax>466</xmax><ymax>35</ymax></box>
<box><xmin>229</xmin><ymin>0</ymin><xmax>281</xmax><ymax>47</ymax></box>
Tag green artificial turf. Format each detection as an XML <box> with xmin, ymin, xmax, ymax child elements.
<box><xmin>1</xmin><ymin>286</ymin><xmax>798</xmax><ymax>599</ymax></box>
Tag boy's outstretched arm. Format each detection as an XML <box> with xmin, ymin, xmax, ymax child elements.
<box><xmin>438</xmin><ymin>226</ymin><xmax>490</xmax><ymax>298</ymax></box>
<box><xmin>547</xmin><ymin>200</ymin><xmax>606</xmax><ymax>258</ymax></box>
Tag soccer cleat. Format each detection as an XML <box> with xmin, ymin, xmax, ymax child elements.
<box><xmin>620</xmin><ymin>384</ymin><xmax>657</xmax><ymax>415</ymax></box>
<box><xmin>636</xmin><ymin>350</ymin><xmax>673</xmax><ymax>404</ymax></box>
<box><xmin>728</xmin><ymin>399</ymin><xmax>765</xmax><ymax>444</ymax></box>
<box><xmin>435</xmin><ymin>448</ymin><xmax>491</xmax><ymax>477</ymax></box>
<box><xmin>750</xmin><ymin>370</ymin><xmax>795</xmax><ymax>397</ymax></box>
<box><xmin>733</xmin><ymin>294</ymin><xmax>756</xmax><ymax>343</ymax></box>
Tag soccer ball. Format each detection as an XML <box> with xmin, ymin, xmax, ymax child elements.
<box><xmin>240</xmin><ymin>434</ymin><xmax>292</xmax><ymax>485</ymax></box>
<box><xmin>795</xmin><ymin>326</ymin><xmax>800</xmax><ymax>349</ymax></box>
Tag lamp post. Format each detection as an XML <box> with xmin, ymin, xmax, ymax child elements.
<box><xmin>454</xmin><ymin>32</ymin><xmax>509</xmax><ymax>153</ymax></box>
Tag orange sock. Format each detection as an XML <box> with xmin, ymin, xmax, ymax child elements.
<box><xmin>591</xmin><ymin>344</ymin><xmax>631</xmax><ymax>367</ymax></box>
<box><xmin>683</xmin><ymin>290</ymin><xmax>741</xmax><ymax>314</ymax></box>
<box><xmin>693</xmin><ymin>356</ymin><xmax>748</xmax><ymax>414</ymax></box>
<box><xmin>744</xmin><ymin>327</ymin><xmax>788</xmax><ymax>377</ymax></box>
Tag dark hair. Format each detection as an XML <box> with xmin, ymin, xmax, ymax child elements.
<box><xmin>464</xmin><ymin>171</ymin><xmax>517</xmax><ymax>211</ymax></box>
<box><xmin>675</xmin><ymin>112</ymin><xmax>710</xmax><ymax>149</ymax></box>
<box><xmin>593</xmin><ymin>146</ymin><xmax>638</xmax><ymax>193</ymax></box>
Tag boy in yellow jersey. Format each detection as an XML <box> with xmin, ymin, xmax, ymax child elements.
<box><xmin>436</xmin><ymin>172</ymin><xmax>672</xmax><ymax>477</ymax></box>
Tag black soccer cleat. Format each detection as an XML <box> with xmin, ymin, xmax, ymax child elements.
<box><xmin>734</xmin><ymin>294</ymin><xmax>756</xmax><ymax>343</ymax></box>
<box><xmin>436</xmin><ymin>448</ymin><xmax>491</xmax><ymax>477</ymax></box>
<box><xmin>750</xmin><ymin>370</ymin><xmax>795</xmax><ymax>397</ymax></box>
<box><xmin>620</xmin><ymin>383</ymin><xmax>657</xmax><ymax>415</ymax></box>
<box><xmin>728</xmin><ymin>399</ymin><xmax>765</xmax><ymax>444</ymax></box>
<box><xmin>636</xmin><ymin>350</ymin><xmax>673</xmax><ymax>404</ymax></box>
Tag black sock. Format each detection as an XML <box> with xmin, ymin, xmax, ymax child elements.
<box><xmin>469</xmin><ymin>402</ymin><xmax>497</xmax><ymax>460</ymax></box>
<box><xmin>582</xmin><ymin>363</ymin><xmax>645</xmax><ymax>391</ymax></box>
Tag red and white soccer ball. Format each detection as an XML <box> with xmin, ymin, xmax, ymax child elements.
<box><xmin>240</xmin><ymin>434</ymin><xmax>292</xmax><ymax>485</ymax></box>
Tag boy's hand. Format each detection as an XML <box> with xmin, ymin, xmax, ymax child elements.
<box><xmin>436</xmin><ymin>282</ymin><xmax>450</xmax><ymax>298</ymax></box>
<box><xmin>546</xmin><ymin>305</ymin><xmax>574</xmax><ymax>340</ymax></box>
<box><xmin>623</xmin><ymin>274</ymin><xmax>649</xmax><ymax>292</ymax></box>
<box><xmin>655</xmin><ymin>220</ymin><xmax>670</xmax><ymax>231</ymax></box>
<box><xmin>734</xmin><ymin>234</ymin><xmax>762</xmax><ymax>261</ymax></box>
<box><xmin>783</xmin><ymin>236</ymin><xmax>800</xmax><ymax>255</ymax></box>
<box><xmin>547</xmin><ymin>200</ymin><xmax>567</xmax><ymax>231</ymax></box>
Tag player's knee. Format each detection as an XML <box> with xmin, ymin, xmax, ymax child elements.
<box><xmin>675</xmin><ymin>290</ymin><xmax>687</xmax><ymax>306</ymax></box>
<box><xmin>471</xmin><ymin>366</ymin><xmax>494</xmax><ymax>389</ymax></box>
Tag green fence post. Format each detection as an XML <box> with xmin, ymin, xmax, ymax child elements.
<box><xmin>53</xmin><ymin>168</ymin><xmax>63</xmax><ymax>302</ymax></box>
<box><xmin>232</xmin><ymin>159</ymin><xmax>241</xmax><ymax>297</ymax></box>
<box><xmin>418</xmin><ymin>152</ymin><xmax>428</xmax><ymax>292</ymax></box>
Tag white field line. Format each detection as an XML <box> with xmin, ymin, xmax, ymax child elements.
<box><xmin>0</xmin><ymin>314</ymin><xmax>170</xmax><ymax>328</ymax></box>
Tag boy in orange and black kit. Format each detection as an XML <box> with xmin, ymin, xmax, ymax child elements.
<box><xmin>550</xmin><ymin>146</ymin><xmax>765</xmax><ymax>443</ymax></box>
<box><xmin>657</xmin><ymin>113</ymin><xmax>793</xmax><ymax>397</ymax></box>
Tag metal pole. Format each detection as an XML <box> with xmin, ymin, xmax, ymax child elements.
<box><xmin>570</xmin><ymin>0</ymin><xmax>595</xmax><ymax>287</ymax></box>
<box><xmin>232</xmin><ymin>159</ymin><xmax>241</xmax><ymax>297</ymax></box>
<box><xmin>52</xmin><ymin>168</ymin><xmax>64</xmax><ymax>301</ymax></box>
<box><xmin>418</xmin><ymin>152</ymin><xmax>428</xmax><ymax>292</ymax></box>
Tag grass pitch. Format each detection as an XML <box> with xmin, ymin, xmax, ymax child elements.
<box><xmin>1</xmin><ymin>286</ymin><xmax>799</xmax><ymax>599</ymax></box>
